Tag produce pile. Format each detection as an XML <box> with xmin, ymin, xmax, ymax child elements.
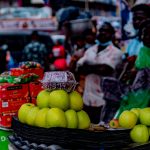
<box><xmin>18</xmin><ymin>71</ymin><xmax>91</xmax><ymax>130</ymax></box>
<box><xmin>110</xmin><ymin>107</ymin><xmax>150</xmax><ymax>143</ymax></box>
<box><xmin>18</xmin><ymin>89</ymin><xmax>90</xmax><ymax>129</ymax></box>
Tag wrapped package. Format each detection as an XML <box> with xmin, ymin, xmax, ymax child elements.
<box><xmin>41</xmin><ymin>71</ymin><xmax>78</xmax><ymax>92</ymax></box>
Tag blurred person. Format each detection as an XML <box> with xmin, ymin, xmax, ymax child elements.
<box><xmin>22</xmin><ymin>31</ymin><xmax>50</xmax><ymax>71</ymax></box>
<box><xmin>84</xmin><ymin>29</ymin><xmax>96</xmax><ymax>49</ymax></box>
<box><xmin>135</xmin><ymin>19</ymin><xmax>150</xmax><ymax>69</ymax></box>
<box><xmin>125</xmin><ymin>4</ymin><xmax>150</xmax><ymax>57</ymax></box>
<box><xmin>68</xmin><ymin>34</ymin><xmax>86</xmax><ymax>73</ymax></box>
<box><xmin>50</xmin><ymin>39</ymin><xmax>67</xmax><ymax>71</ymax></box>
<box><xmin>50</xmin><ymin>39</ymin><xmax>66</xmax><ymax>63</ymax></box>
<box><xmin>69</xmin><ymin>29</ymin><xmax>96</xmax><ymax>73</ymax></box>
<box><xmin>76</xmin><ymin>22</ymin><xmax>123</xmax><ymax>124</ymax></box>
<box><xmin>52</xmin><ymin>39</ymin><xmax>65</xmax><ymax>59</ymax></box>
<box><xmin>101</xmin><ymin>19</ymin><xmax>150</xmax><ymax>123</ymax></box>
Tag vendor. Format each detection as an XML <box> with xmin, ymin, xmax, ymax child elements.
<box><xmin>76</xmin><ymin>22</ymin><xmax>123</xmax><ymax>124</ymax></box>
<box><xmin>107</xmin><ymin>19</ymin><xmax>150</xmax><ymax>119</ymax></box>
<box><xmin>135</xmin><ymin>19</ymin><xmax>150</xmax><ymax>69</ymax></box>
<box><xmin>125</xmin><ymin>4</ymin><xmax>150</xmax><ymax>57</ymax></box>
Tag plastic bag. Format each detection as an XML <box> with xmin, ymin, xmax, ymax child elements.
<box><xmin>135</xmin><ymin>46</ymin><xmax>150</xmax><ymax>69</ymax></box>
<box><xmin>114</xmin><ymin>89</ymin><xmax>150</xmax><ymax>119</ymax></box>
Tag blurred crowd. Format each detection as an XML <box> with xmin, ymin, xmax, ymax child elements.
<box><xmin>1</xmin><ymin>2</ymin><xmax>150</xmax><ymax>124</ymax></box>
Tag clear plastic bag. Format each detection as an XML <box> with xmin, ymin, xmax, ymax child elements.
<box><xmin>41</xmin><ymin>71</ymin><xmax>78</xmax><ymax>92</ymax></box>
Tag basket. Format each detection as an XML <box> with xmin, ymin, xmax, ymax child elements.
<box><xmin>11</xmin><ymin>117</ymin><xmax>137</xmax><ymax>150</ymax></box>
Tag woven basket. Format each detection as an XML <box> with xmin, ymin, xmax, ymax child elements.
<box><xmin>11</xmin><ymin>117</ymin><xmax>136</xmax><ymax>149</ymax></box>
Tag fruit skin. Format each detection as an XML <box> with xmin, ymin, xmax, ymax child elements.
<box><xmin>109</xmin><ymin>119</ymin><xmax>119</xmax><ymax>128</ymax></box>
<box><xmin>77</xmin><ymin>110</ymin><xmax>91</xmax><ymax>129</ymax></box>
<box><xmin>18</xmin><ymin>103</ymin><xmax>35</xmax><ymax>123</ymax></box>
<box><xmin>34</xmin><ymin>108</ymin><xmax>49</xmax><ymax>128</ymax></box>
<box><xmin>48</xmin><ymin>90</ymin><xmax>69</xmax><ymax>111</ymax></box>
<box><xmin>130</xmin><ymin>124</ymin><xmax>149</xmax><ymax>143</ymax></box>
<box><xmin>69</xmin><ymin>91</ymin><xmax>83</xmax><ymax>111</ymax></box>
<box><xmin>130</xmin><ymin>108</ymin><xmax>140</xmax><ymax>118</ymax></box>
<box><xmin>46</xmin><ymin>108</ymin><xmax>67</xmax><ymax>128</ymax></box>
<box><xmin>25</xmin><ymin>106</ymin><xmax>40</xmax><ymax>126</ymax></box>
<box><xmin>140</xmin><ymin>108</ymin><xmax>150</xmax><ymax>126</ymax></box>
<box><xmin>149</xmin><ymin>128</ymin><xmax>150</xmax><ymax>136</ymax></box>
<box><xmin>119</xmin><ymin>110</ymin><xmax>137</xmax><ymax>129</ymax></box>
<box><xmin>65</xmin><ymin>109</ymin><xmax>78</xmax><ymax>129</ymax></box>
<box><xmin>37</xmin><ymin>90</ymin><xmax>50</xmax><ymax>108</ymax></box>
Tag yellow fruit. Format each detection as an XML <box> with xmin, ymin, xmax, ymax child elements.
<box><xmin>130</xmin><ymin>108</ymin><xmax>140</xmax><ymax>118</ymax></box>
<box><xmin>77</xmin><ymin>110</ymin><xmax>91</xmax><ymax>129</ymax></box>
<box><xmin>119</xmin><ymin>110</ymin><xmax>137</xmax><ymax>129</ymax></box>
<box><xmin>69</xmin><ymin>91</ymin><xmax>83</xmax><ymax>111</ymax></box>
<box><xmin>25</xmin><ymin>106</ymin><xmax>40</xmax><ymax>126</ymax></box>
<box><xmin>46</xmin><ymin>108</ymin><xmax>67</xmax><ymax>128</ymax></box>
<box><xmin>18</xmin><ymin>103</ymin><xmax>35</xmax><ymax>123</ymax></box>
<box><xmin>130</xmin><ymin>124</ymin><xmax>149</xmax><ymax>143</ymax></box>
<box><xmin>34</xmin><ymin>108</ymin><xmax>49</xmax><ymax>128</ymax></box>
<box><xmin>65</xmin><ymin>109</ymin><xmax>78</xmax><ymax>129</ymax></box>
<box><xmin>37</xmin><ymin>90</ymin><xmax>50</xmax><ymax>108</ymax></box>
<box><xmin>49</xmin><ymin>90</ymin><xmax>69</xmax><ymax>111</ymax></box>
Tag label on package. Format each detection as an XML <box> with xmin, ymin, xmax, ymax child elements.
<box><xmin>44</xmin><ymin>71</ymin><xmax>67</xmax><ymax>82</ymax></box>
<box><xmin>2</xmin><ymin>102</ymin><xmax>8</xmax><ymax>108</ymax></box>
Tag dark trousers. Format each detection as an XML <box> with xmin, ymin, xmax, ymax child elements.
<box><xmin>83</xmin><ymin>105</ymin><xmax>102</xmax><ymax>124</ymax></box>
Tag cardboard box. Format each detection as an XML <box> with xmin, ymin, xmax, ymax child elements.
<box><xmin>10</xmin><ymin>68</ymin><xmax>24</xmax><ymax>76</ymax></box>
<box><xmin>0</xmin><ymin>112</ymin><xmax>17</xmax><ymax>128</ymax></box>
<box><xmin>0</xmin><ymin>83</ymin><xmax>29</xmax><ymax>100</ymax></box>
<box><xmin>0</xmin><ymin>98</ymin><xmax>30</xmax><ymax>113</ymax></box>
<box><xmin>29</xmin><ymin>82</ymin><xmax>43</xmax><ymax>98</ymax></box>
<box><xmin>23</xmin><ymin>68</ymin><xmax>44</xmax><ymax>79</ymax></box>
<box><xmin>10</xmin><ymin>67</ymin><xmax>44</xmax><ymax>79</ymax></box>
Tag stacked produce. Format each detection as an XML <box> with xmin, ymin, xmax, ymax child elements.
<box><xmin>18</xmin><ymin>71</ymin><xmax>91</xmax><ymax>130</ymax></box>
<box><xmin>110</xmin><ymin>107</ymin><xmax>150</xmax><ymax>143</ymax></box>
<box><xmin>18</xmin><ymin>90</ymin><xmax>91</xmax><ymax>129</ymax></box>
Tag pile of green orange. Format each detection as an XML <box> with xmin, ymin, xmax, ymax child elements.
<box><xmin>119</xmin><ymin>108</ymin><xmax>150</xmax><ymax>143</ymax></box>
<box><xmin>18</xmin><ymin>90</ymin><xmax>91</xmax><ymax>129</ymax></box>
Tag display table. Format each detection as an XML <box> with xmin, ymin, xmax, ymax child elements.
<box><xmin>8</xmin><ymin>117</ymin><xmax>150</xmax><ymax>150</ymax></box>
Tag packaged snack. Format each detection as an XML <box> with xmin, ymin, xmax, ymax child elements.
<box><xmin>41</xmin><ymin>71</ymin><xmax>78</xmax><ymax>92</ymax></box>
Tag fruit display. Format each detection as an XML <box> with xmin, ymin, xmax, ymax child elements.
<box><xmin>18</xmin><ymin>89</ymin><xmax>90</xmax><ymax>129</ymax></box>
<box><xmin>17</xmin><ymin>71</ymin><xmax>90</xmax><ymax>130</ymax></box>
<box><xmin>110</xmin><ymin>107</ymin><xmax>150</xmax><ymax>143</ymax></box>
<box><xmin>48</xmin><ymin>90</ymin><xmax>70</xmax><ymax>111</ymax></box>
<box><xmin>130</xmin><ymin>124</ymin><xmax>149</xmax><ymax>143</ymax></box>
<box><xmin>9</xmin><ymin>71</ymin><xmax>150</xmax><ymax>149</ymax></box>
<box><xmin>119</xmin><ymin>110</ymin><xmax>138</xmax><ymax>129</ymax></box>
<box><xmin>18</xmin><ymin>103</ymin><xmax>35</xmax><ymax>123</ymax></box>
<box><xmin>109</xmin><ymin>119</ymin><xmax>120</xmax><ymax>128</ymax></box>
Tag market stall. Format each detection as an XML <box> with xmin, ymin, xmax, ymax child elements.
<box><xmin>0</xmin><ymin>62</ymin><xmax>150</xmax><ymax>150</ymax></box>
